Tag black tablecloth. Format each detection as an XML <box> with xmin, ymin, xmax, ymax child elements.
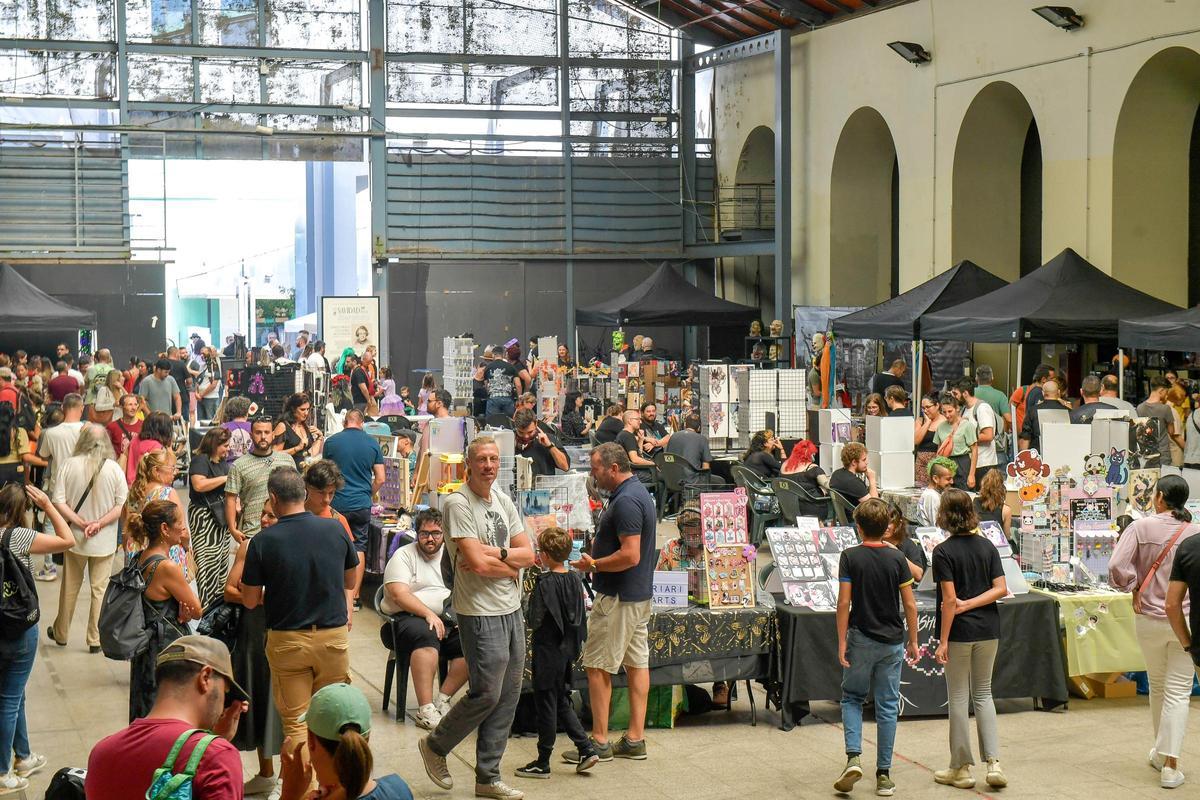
<box><xmin>772</xmin><ymin>592</ymin><xmax>1069</xmax><ymax>729</ymax></box>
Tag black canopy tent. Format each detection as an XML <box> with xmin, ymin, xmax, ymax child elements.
<box><xmin>920</xmin><ymin>248</ymin><xmax>1178</xmax><ymax>344</ymax></box>
<box><xmin>0</xmin><ymin>263</ymin><xmax>97</xmax><ymax>331</ymax></box>
<box><xmin>1119</xmin><ymin>306</ymin><xmax>1200</xmax><ymax>352</ymax></box>
<box><xmin>830</xmin><ymin>260</ymin><xmax>1008</xmax><ymax>412</ymax></box>
<box><xmin>575</xmin><ymin>261</ymin><xmax>759</xmax><ymax>327</ymax></box>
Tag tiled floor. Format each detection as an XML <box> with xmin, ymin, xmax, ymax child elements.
<box><xmin>22</xmin><ymin>531</ymin><xmax>1200</xmax><ymax>800</ymax></box>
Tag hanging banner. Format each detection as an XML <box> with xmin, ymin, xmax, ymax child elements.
<box><xmin>321</xmin><ymin>296</ymin><xmax>380</xmax><ymax>359</ymax></box>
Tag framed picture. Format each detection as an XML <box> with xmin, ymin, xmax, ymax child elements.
<box><xmin>321</xmin><ymin>295</ymin><xmax>380</xmax><ymax>359</ymax></box>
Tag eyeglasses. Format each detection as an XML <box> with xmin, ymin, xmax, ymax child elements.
<box><xmin>417</xmin><ymin>529</ymin><xmax>443</xmax><ymax>539</ymax></box>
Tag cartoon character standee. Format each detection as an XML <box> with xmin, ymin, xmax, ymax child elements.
<box><xmin>1007</xmin><ymin>449</ymin><xmax>1051</xmax><ymax>502</ymax></box>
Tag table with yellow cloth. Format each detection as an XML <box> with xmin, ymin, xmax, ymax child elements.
<box><xmin>1031</xmin><ymin>587</ymin><xmax>1145</xmax><ymax>676</ymax></box>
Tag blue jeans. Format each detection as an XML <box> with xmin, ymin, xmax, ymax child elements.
<box><xmin>841</xmin><ymin>627</ymin><xmax>904</xmax><ymax>771</ymax></box>
<box><xmin>486</xmin><ymin>397</ymin><xmax>515</xmax><ymax>417</ymax></box>
<box><xmin>0</xmin><ymin>625</ymin><xmax>37</xmax><ymax>771</ymax></box>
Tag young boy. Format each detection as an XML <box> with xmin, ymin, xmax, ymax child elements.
<box><xmin>835</xmin><ymin>498</ymin><xmax>920</xmax><ymax>796</ymax></box>
<box><xmin>516</xmin><ymin>527</ymin><xmax>599</xmax><ymax>779</ymax></box>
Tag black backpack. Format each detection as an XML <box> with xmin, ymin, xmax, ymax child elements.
<box><xmin>45</xmin><ymin>767</ymin><xmax>86</xmax><ymax>800</ymax></box>
<box><xmin>0</xmin><ymin>528</ymin><xmax>39</xmax><ymax>638</ymax></box>
<box><xmin>98</xmin><ymin>555</ymin><xmax>167</xmax><ymax>660</ymax></box>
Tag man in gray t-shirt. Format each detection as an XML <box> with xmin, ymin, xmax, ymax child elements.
<box><xmin>664</xmin><ymin>417</ymin><xmax>726</xmax><ymax>488</ymax></box>
<box><xmin>137</xmin><ymin>359</ymin><xmax>181</xmax><ymax>417</ymax></box>
<box><xmin>1137</xmin><ymin>377</ymin><xmax>1185</xmax><ymax>466</ymax></box>
<box><xmin>420</xmin><ymin>436</ymin><xmax>535</xmax><ymax>798</ymax></box>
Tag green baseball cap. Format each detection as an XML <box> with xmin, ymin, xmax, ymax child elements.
<box><xmin>299</xmin><ymin>683</ymin><xmax>372</xmax><ymax>740</ymax></box>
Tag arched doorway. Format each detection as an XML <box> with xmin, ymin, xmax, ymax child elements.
<box><xmin>1112</xmin><ymin>47</ymin><xmax>1200</xmax><ymax>304</ymax></box>
<box><xmin>719</xmin><ymin>125</ymin><xmax>775</xmax><ymax>320</ymax></box>
<box><xmin>830</xmin><ymin>107</ymin><xmax>899</xmax><ymax>306</ymax></box>
<box><xmin>951</xmin><ymin>81</ymin><xmax>1042</xmax><ymax>281</ymax></box>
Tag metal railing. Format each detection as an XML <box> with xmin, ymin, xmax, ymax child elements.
<box><xmin>693</xmin><ymin>182</ymin><xmax>775</xmax><ymax>242</ymax></box>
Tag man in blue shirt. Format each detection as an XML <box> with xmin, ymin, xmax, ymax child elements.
<box><xmin>323</xmin><ymin>409</ymin><xmax>385</xmax><ymax>609</ymax></box>
<box><xmin>569</xmin><ymin>442</ymin><xmax>657</xmax><ymax>762</ymax></box>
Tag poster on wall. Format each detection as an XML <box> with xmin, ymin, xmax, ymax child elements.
<box><xmin>321</xmin><ymin>296</ymin><xmax>380</xmax><ymax>359</ymax></box>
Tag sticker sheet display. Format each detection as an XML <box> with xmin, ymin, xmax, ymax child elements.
<box><xmin>1130</xmin><ymin>468</ymin><xmax>1159</xmax><ymax>515</ymax></box>
<box><xmin>703</xmin><ymin>546</ymin><xmax>754</xmax><ymax>608</ymax></box>
<box><xmin>700</xmin><ymin>490</ymin><xmax>749</xmax><ymax>549</ymax></box>
<box><xmin>767</xmin><ymin>525</ymin><xmax>856</xmax><ymax>610</ymax></box>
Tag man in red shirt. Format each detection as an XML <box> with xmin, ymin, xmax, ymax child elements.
<box><xmin>86</xmin><ymin>636</ymin><xmax>249</xmax><ymax>800</ymax></box>
<box><xmin>48</xmin><ymin>360</ymin><xmax>81</xmax><ymax>403</ymax></box>
<box><xmin>105</xmin><ymin>394</ymin><xmax>143</xmax><ymax>458</ymax></box>
<box><xmin>0</xmin><ymin>367</ymin><xmax>20</xmax><ymax>412</ymax></box>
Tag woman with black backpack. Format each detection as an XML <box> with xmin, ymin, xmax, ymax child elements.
<box><xmin>0</xmin><ymin>482</ymin><xmax>73</xmax><ymax>795</ymax></box>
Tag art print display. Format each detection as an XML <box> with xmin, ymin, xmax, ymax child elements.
<box><xmin>915</xmin><ymin>527</ymin><xmax>946</xmax><ymax>564</ymax></box>
<box><xmin>767</xmin><ymin>528</ymin><xmax>825</xmax><ymax>582</ymax></box>
<box><xmin>706</xmin><ymin>364</ymin><xmax>728</xmax><ymax>402</ymax></box>
<box><xmin>767</xmin><ymin>525</ymin><xmax>856</xmax><ymax>609</ymax></box>
<box><xmin>783</xmin><ymin>580</ymin><xmax>837</xmax><ymax>611</ymax></box>
<box><xmin>1007</xmin><ymin>449</ymin><xmax>1051</xmax><ymax>502</ymax></box>
<box><xmin>703</xmin><ymin>546</ymin><xmax>755</xmax><ymax>608</ymax></box>
<box><xmin>521</xmin><ymin>489</ymin><xmax>551</xmax><ymax>518</ymax></box>
<box><xmin>700</xmin><ymin>490</ymin><xmax>749</xmax><ymax>549</ymax></box>
<box><xmin>321</xmin><ymin>295</ymin><xmax>379</xmax><ymax>358</ymax></box>
<box><xmin>979</xmin><ymin>521</ymin><xmax>1011</xmax><ymax>556</ymax></box>
<box><xmin>707</xmin><ymin>402</ymin><xmax>729</xmax><ymax>438</ymax></box>
<box><xmin>535</xmin><ymin>473</ymin><xmax>593</xmax><ymax>532</ymax></box>
<box><xmin>1129</xmin><ymin>468</ymin><xmax>1159</xmax><ymax>515</ymax></box>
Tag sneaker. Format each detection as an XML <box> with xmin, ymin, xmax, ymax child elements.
<box><xmin>0</xmin><ymin>773</ymin><xmax>28</xmax><ymax>795</ymax></box>
<box><xmin>418</xmin><ymin>736</ymin><xmax>453</xmax><ymax>790</ymax></box>
<box><xmin>34</xmin><ymin>568</ymin><xmax>56</xmax><ymax>582</ymax></box>
<box><xmin>611</xmin><ymin>735</ymin><xmax>647</xmax><ymax>760</ymax></box>
<box><xmin>1162</xmin><ymin>767</ymin><xmax>1186</xmax><ymax>789</ymax></box>
<box><xmin>243</xmin><ymin>774</ymin><xmax>277</xmax><ymax>796</ymax></box>
<box><xmin>475</xmin><ymin>779</ymin><xmax>524</xmax><ymax>799</ymax></box>
<box><xmin>575</xmin><ymin>750</ymin><xmax>600</xmax><ymax>773</ymax></box>
<box><xmin>1151</xmin><ymin>748</ymin><xmax>1166</xmax><ymax>771</ymax></box>
<box><xmin>414</xmin><ymin>703</ymin><xmax>442</xmax><ymax>731</ymax></box>
<box><xmin>933</xmin><ymin>766</ymin><xmax>975</xmax><ymax>789</ymax></box>
<box><xmin>563</xmin><ymin>737</ymin><xmax>612</xmax><ymax>763</ymax></box>
<box><xmin>876</xmin><ymin>773</ymin><xmax>895</xmax><ymax>797</ymax></box>
<box><xmin>13</xmin><ymin>753</ymin><xmax>45</xmax><ymax>778</ymax></box>
<box><xmin>834</xmin><ymin>756</ymin><xmax>863</xmax><ymax>793</ymax></box>
<box><xmin>985</xmin><ymin>759</ymin><xmax>1007</xmax><ymax>788</ymax></box>
<box><xmin>514</xmin><ymin>761</ymin><xmax>551</xmax><ymax>780</ymax></box>
<box><xmin>434</xmin><ymin>694</ymin><xmax>452</xmax><ymax>717</ymax></box>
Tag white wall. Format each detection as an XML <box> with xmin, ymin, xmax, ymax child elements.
<box><xmin>714</xmin><ymin>0</ymin><xmax>1200</xmax><ymax>309</ymax></box>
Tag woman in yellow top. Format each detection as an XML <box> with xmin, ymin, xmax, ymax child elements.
<box><xmin>0</xmin><ymin>414</ymin><xmax>35</xmax><ymax>488</ymax></box>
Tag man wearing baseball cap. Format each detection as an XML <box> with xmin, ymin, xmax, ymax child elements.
<box><xmin>277</xmin><ymin>683</ymin><xmax>414</xmax><ymax>800</ymax></box>
<box><xmin>86</xmin><ymin>635</ymin><xmax>250</xmax><ymax>799</ymax></box>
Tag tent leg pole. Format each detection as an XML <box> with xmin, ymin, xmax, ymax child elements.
<box><xmin>1015</xmin><ymin>343</ymin><xmax>1023</xmax><ymax>460</ymax></box>
<box><xmin>912</xmin><ymin>341</ymin><xmax>920</xmax><ymax>414</ymax></box>
<box><xmin>1118</xmin><ymin>348</ymin><xmax>1125</xmax><ymax>401</ymax></box>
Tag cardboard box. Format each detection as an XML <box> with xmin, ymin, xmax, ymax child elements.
<box><xmin>866</xmin><ymin>415</ymin><xmax>913</xmax><ymax>453</ymax></box>
<box><xmin>869</xmin><ymin>451</ymin><xmax>916</xmax><ymax>490</ymax></box>
<box><xmin>1069</xmin><ymin>672</ymin><xmax>1138</xmax><ymax>700</ymax></box>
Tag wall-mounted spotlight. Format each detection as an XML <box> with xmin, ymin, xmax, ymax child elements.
<box><xmin>887</xmin><ymin>41</ymin><xmax>931</xmax><ymax>66</ymax></box>
<box><xmin>1033</xmin><ymin>6</ymin><xmax>1083</xmax><ymax>30</ymax></box>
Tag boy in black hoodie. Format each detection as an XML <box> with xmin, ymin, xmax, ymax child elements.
<box><xmin>515</xmin><ymin>527</ymin><xmax>599</xmax><ymax>779</ymax></box>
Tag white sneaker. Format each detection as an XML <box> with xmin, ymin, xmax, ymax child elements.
<box><xmin>243</xmin><ymin>774</ymin><xmax>277</xmax><ymax>796</ymax></box>
<box><xmin>0</xmin><ymin>773</ymin><xmax>28</xmax><ymax>795</ymax></box>
<box><xmin>985</xmin><ymin>759</ymin><xmax>1007</xmax><ymax>788</ymax></box>
<box><xmin>414</xmin><ymin>703</ymin><xmax>442</xmax><ymax>730</ymax></box>
<box><xmin>1151</xmin><ymin>748</ymin><xmax>1165</xmax><ymax>771</ymax></box>
<box><xmin>1162</xmin><ymin>767</ymin><xmax>1186</xmax><ymax>789</ymax></box>
<box><xmin>34</xmin><ymin>568</ymin><xmax>56</xmax><ymax>582</ymax></box>
<box><xmin>434</xmin><ymin>693</ymin><xmax>452</xmax><ymax>717</ymax></box>
<box><xmin>14</xmin><ymin>753</ymin><xmax>45</xmax><ymax>778</ymax></box>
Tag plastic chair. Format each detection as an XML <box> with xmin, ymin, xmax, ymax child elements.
<box><xmin>771</xmin><ymin>477</ymin><xmax>831</xmax><ymax>525</ymax></box>
<box><xmin>377</xmin><ymin>585</ymin><xmax>449</xmax><ymax>720</ymax></box>
<box><xmin>654</xmin><ymin>452</ymin><xmax>696</xmax><ymax>519</ymax></box>
<box><xmin>730</xmin><ymin>464</ymin><xmax>780</xmax><ymax>546</ymax></box>
<box><xmin>829</xmin><ymin>489</ymin><xmax>855</xmax><ymax>526</ymax></box>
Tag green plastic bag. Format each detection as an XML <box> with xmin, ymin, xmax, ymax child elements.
<box><xmin>606</xmin><ymin>685</ymin><xmax>688</xmax><ymax>730</ymax></box>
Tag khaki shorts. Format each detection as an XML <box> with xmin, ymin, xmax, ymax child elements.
<box><xmin>581</xmin><ymin>593</ymin><xmax>652</xmax><ymax>673</ymax></box>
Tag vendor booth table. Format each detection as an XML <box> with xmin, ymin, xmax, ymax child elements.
<box><xmin>771</xmin><ymin>593</ymin><xmax>1069</xmax><ymax>730</ymax></box>
<box><xmin>880</xmin><ymin>487</ymin><xmax>923</xmax><ymax>523</ymax></box>
<box><xmin>1030</xmin><ymin>588</ymin><xmax>1144</xmax><ymax>676</ymax></box>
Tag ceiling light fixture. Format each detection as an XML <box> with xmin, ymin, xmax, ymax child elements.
<box><xmin>887</xmin><ymin>41</ymin><xmax>931</xmax><ymax>66</ymax></box>
<box><xmin>1032</xmin><ymin>6</ymin><xmax>1084</xmax><ymax>30</ymax></box>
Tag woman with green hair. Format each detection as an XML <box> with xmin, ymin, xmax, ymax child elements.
<box><xmin>334</xmin><ymin>346</ymin><xmax>357</xmax><ymax>376</ymax></box>
<box><xmin>917</xmin><ymin>456</ymin><xmax>956</xmax><ymax>527</ymax></box>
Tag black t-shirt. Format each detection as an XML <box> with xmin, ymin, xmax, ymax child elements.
<box><xmin>829</xmin><ymin>468</ymin><xmax>869</xmax><ymax>506</ymax></box>
<box><xmin>838</xmin><ymin>542</ymin><xmax>913</xmax><ymax>644</ymax></box>
<box><xmin>350</xmin><ymin>367</ymin><xmax>370</xmax><ymax>405</ymax></box>
<box><xmin>743</xmin><ymin>450</ymin><xmax>781</xmax><ymax>479</ymax></box>
<box><xmin>482</xmin><ymin>360</ymin><xmax>519</xmax><ymax>399</ymax></box>
<box><xmin>168</xmin><ymin>359</ymin><xmax>191</xmax><ymax>393</ymax></box>
<box><xmin>592</xmin><ymin>476</ymin><xmax>657</xmax><ymax>601</ymax></box>
<box><xmin>870</xmin><ymin>372</ymin><xmax>902</xmax><ymax>396</ymax></box>
<box><xmin>889</xmin><ymin>406</ymin><xmax>913</xmax><ymax>417</ymax></box>
<box><xmin>595</xmin><ymin>416</ymin><xmax>623</xmax><ymax>444</ymax></box>
<box><xmin>933</xmin><ymin>534</ymin><xmax>1005</xmax><ymax>642</ymax></box>
<box><xmin>616</xmin><ymin>429</ymin><xmax>641</xmax><ymax>459</ymax></box>
<box><xmin>516</xmin><ymin>438</ymin><xmax>558</xmax><ymax>477</ymax></box>
<box><xmin>242</xmin><ymin>511</ymin><xmax>358</xmax><ymax>630</ymax></box>
<box><xmin>1070</xmin><ymin>401</ymin><xmax>1110</xmax><ymax>425</ymax></box>
<box><xmin>643</xmin><ymin>419</ymin><xmax>667</xmax><ymax>440</ymax></box>
<box><xmin>187</xmin><ymin>455</ymin><xmax>230</xmax><ymax>507</ymax></box>
<box><xmin>1170</xmin><ymin>535</ymin><xmax>1200</xmax><ymax>666</ymax></box>
<box><xmin>899</xmin><ymin>536</ymin><xmax>927</xmax><ymax>574</ymax></box>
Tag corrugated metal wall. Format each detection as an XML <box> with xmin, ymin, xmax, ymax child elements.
<box><xmin>0</xmin><ymin>143</ymin><xmax>130</xmax><ymax>259</ymax></box>
<box><xmin>386</xmin><ymin>152</ymin><xmax>714</xmax><ymax>256</ymax></box>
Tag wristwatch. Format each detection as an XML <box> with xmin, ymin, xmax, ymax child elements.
<box><xmin>499</xmin><ymin>547</ymin><xmax>509</xmax><ymax>562</ymax></box>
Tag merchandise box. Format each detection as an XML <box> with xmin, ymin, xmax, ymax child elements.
<box><xmin>819</xmin><ymin>442</ymin><xmax>844</xmax><ymax>474</ymax></box>
<box><xmin>866</xmin><ymin>415</ymin><xmax>912</xmax><ymax>453</ymax></box>
<box><xmin>818</xmin><ymin>407</ymin><xmax>852</xmax><ymax>444</ymax></box>
<box><xmin>869</xmin><ymin>451</ymin><xmax>915</xmax><ymax>491</ymax></box>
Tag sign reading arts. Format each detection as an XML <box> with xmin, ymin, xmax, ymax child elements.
<box><xmin>652</xmin><ymin>570</ymin><xmax>689</xmax><ymax>608</ymax></box>
<box><xmin>321</xmin><ymin>296</ymin><xmax>380</xmax><ymax>359</ymax></box>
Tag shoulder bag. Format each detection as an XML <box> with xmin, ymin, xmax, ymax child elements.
<box><xmin>52</xmin><ymin>462</ymin><xmax>103</xmax><ymax>567</ymax></box>
<box><xmin>1133</xmin><ymin>521</ymin><xmax>1191</xmax><ymax>614</ymax></box>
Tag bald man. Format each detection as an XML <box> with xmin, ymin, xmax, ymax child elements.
<box><xmin>1019</xmin><ymin>379</ymin><xmax>1072</xmax><ymax>453</ymax></box>
<box><xmin>616</xmin><ymin>410</ymin><xmax>657</xmax><ymax>484</ymax></box>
